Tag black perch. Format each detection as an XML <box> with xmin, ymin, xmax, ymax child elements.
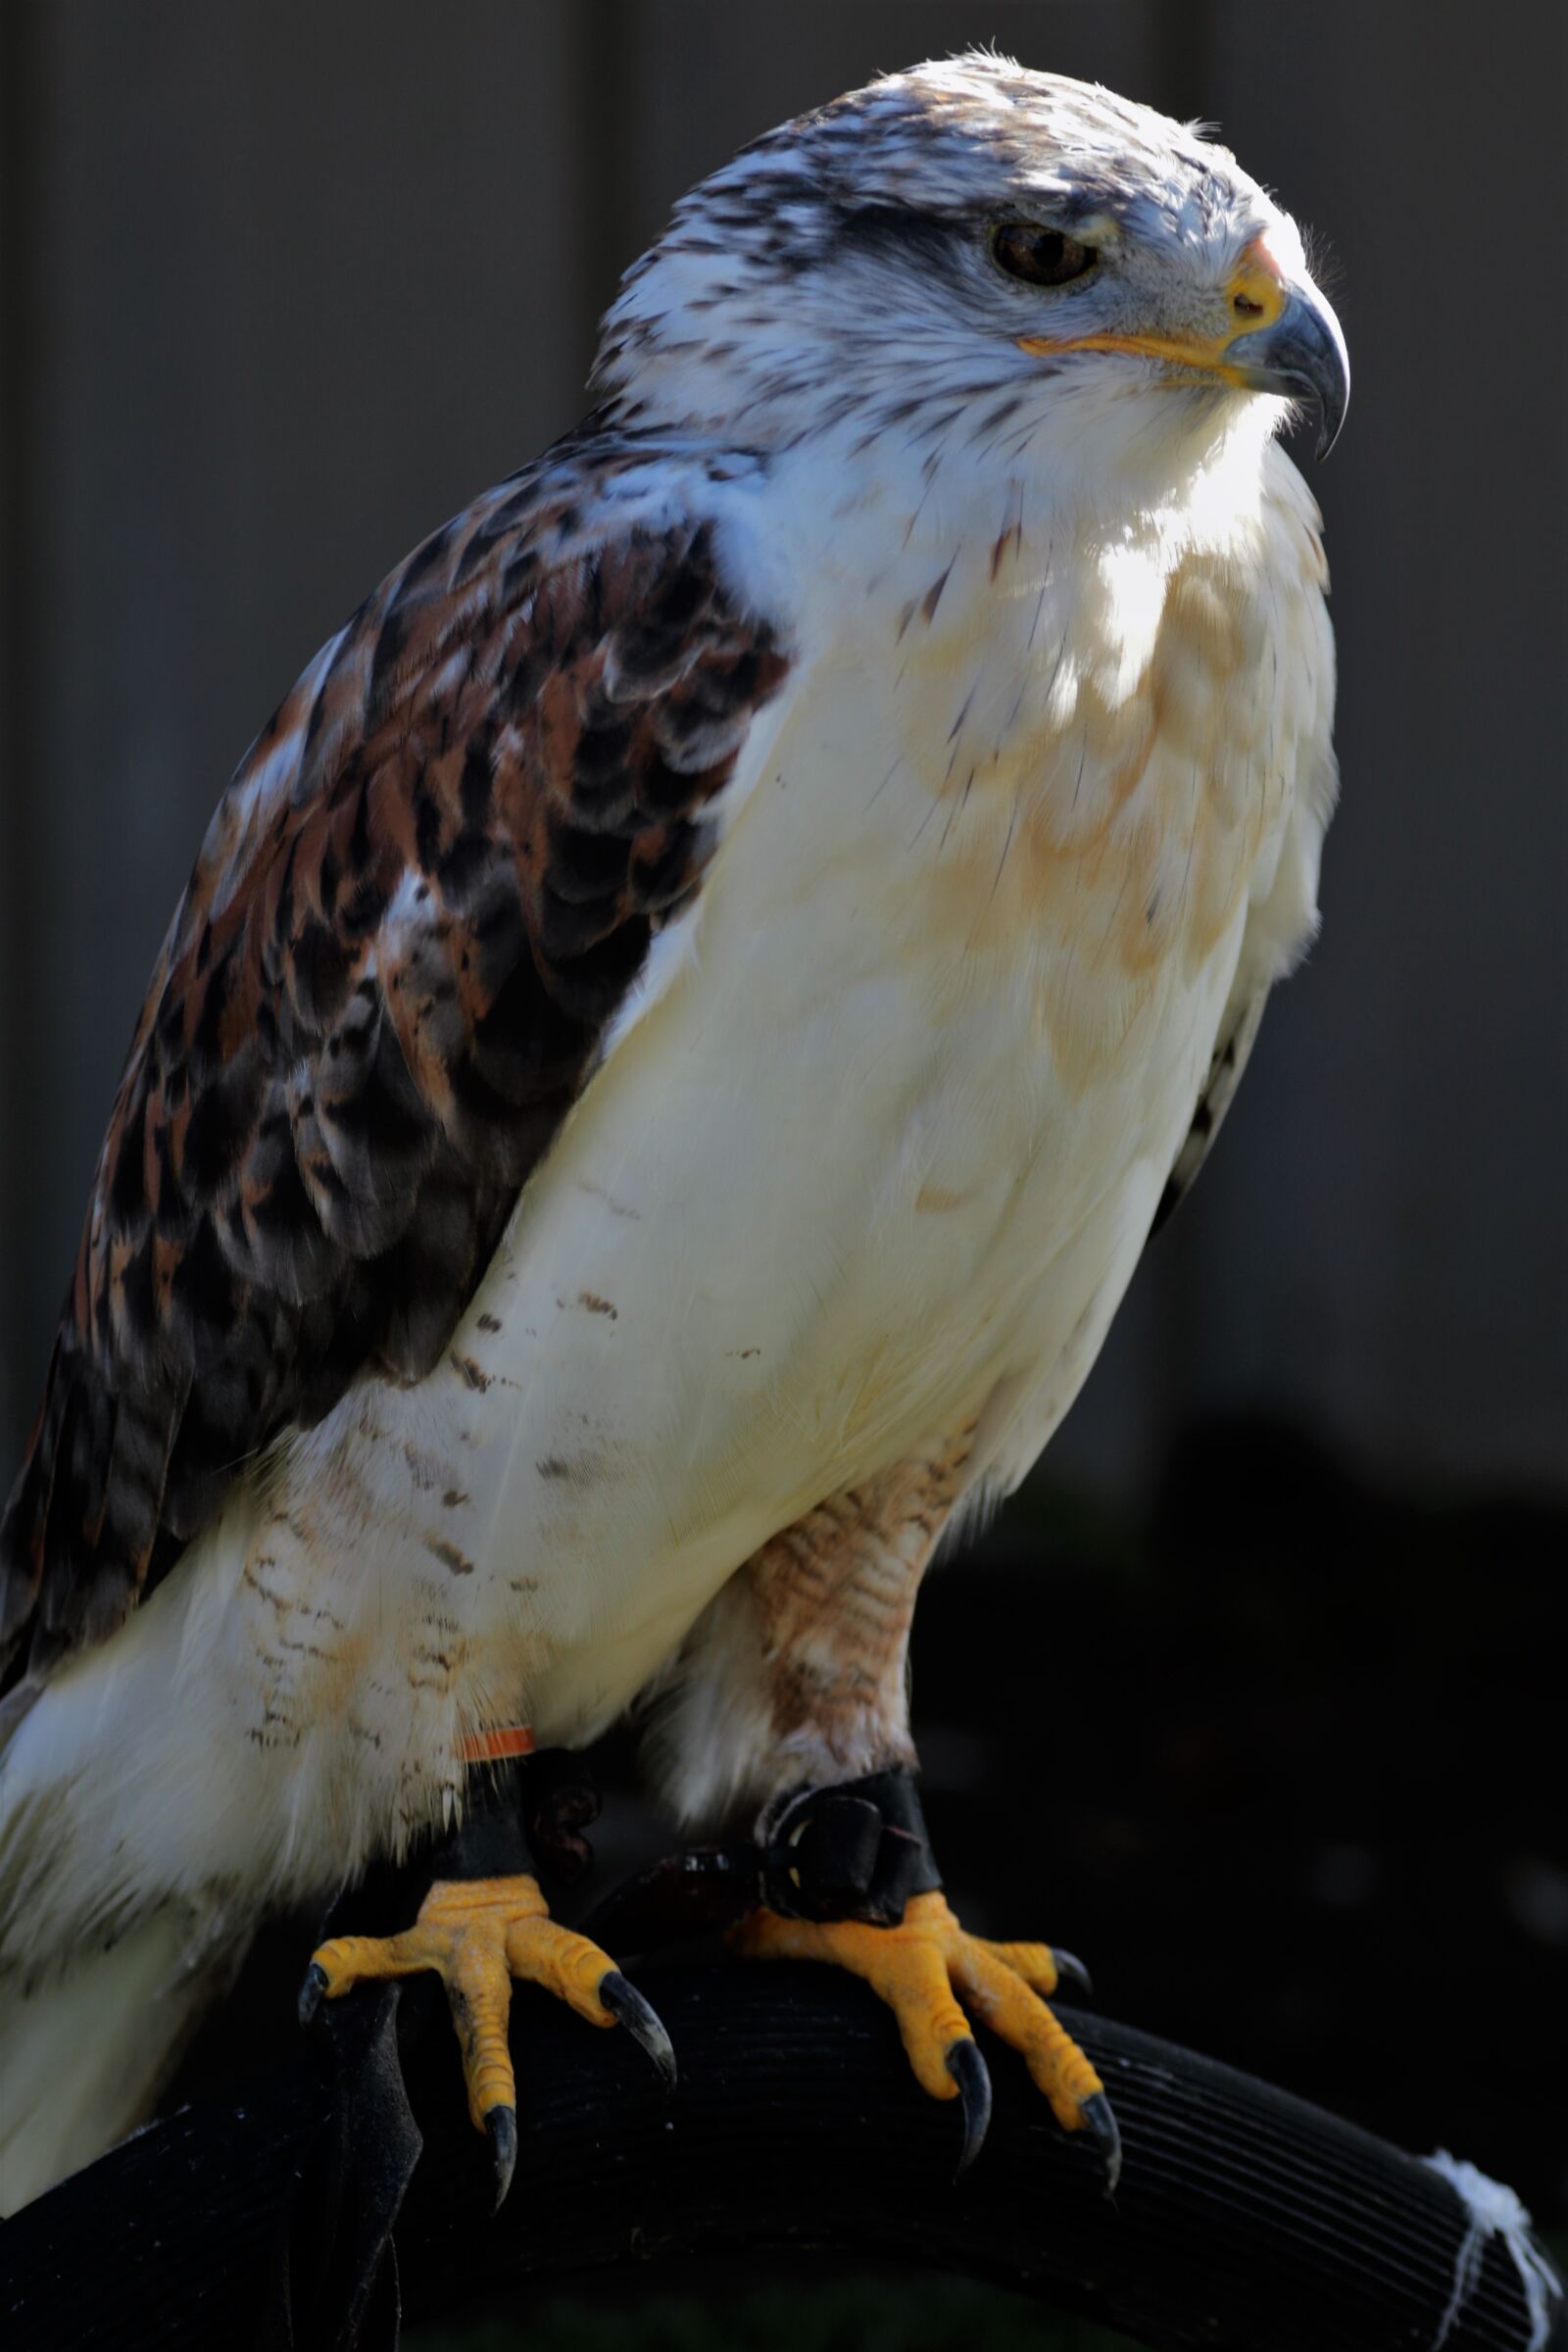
<box><xmin>1</xmin><ymin>1962</ymin><xmax>1560</xmax><ymax>2352</ymax></box>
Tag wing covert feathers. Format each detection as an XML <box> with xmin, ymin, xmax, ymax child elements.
<box><xmin>0</xmin><ymin>443</ymin><xmax>788</xmax><ymax>1688</ymax></box>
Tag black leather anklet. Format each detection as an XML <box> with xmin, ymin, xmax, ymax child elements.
<box><xmin>758</xmin><ymin>1765</ymin><xmax>941</xmax><ymax>1926</ymax></box>
<box><xmin>430</xmin><ymin>1747</ymin><xmax>602</xmax><ymax>1889</ymax></box>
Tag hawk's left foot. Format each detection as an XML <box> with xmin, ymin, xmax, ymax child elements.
<box><xmin>300</xmin><ymin>1873</ymin><xmax>673</xmax><ymax>2205</ymax></box>
<box><xmin>730</xmin><ymin>1889</ymin><xmax>1118</xmax><ymax>2185</ymax></box>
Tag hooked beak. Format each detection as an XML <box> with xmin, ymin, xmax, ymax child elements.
<box><xmin>1222</xmin><ymin>278</ymin><xmax>1348</xmax><ymax>460</ymax></box>
<box><xmin>1017</xmin><ymin>234</ymin><xmax>1349</xmax><ymax>460</ymax></box>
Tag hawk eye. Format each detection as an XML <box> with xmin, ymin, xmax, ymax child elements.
<box><xmin>990</xmin><ymin>221</ymin><xmax>1098</xmax><ymax>289</ymax></box>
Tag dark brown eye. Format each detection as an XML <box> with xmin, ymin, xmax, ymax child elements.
<box><xmin>990</xmin><ymin>221</ymin><xmax>1098</xmax><ymax>288</ymax></box>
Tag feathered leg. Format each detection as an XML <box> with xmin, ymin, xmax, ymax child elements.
<box><xmin>655</xmin><ymin>1435</ymin><xmax>1116</xmax><ymax>2182</ymax></box>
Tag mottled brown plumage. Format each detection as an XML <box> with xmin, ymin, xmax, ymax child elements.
<box><xmin>0</xmin><ymin>439</ymin><xmax>788</xmax><ymax>1687</ymax></box>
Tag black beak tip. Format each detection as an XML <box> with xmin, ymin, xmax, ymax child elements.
<box><xmin>1228</xmin><ymin>288</ymin><xmax>1348</xmax><ymax>463</ymax></box>
<box><xmin>1313</xmin><ymin>383</ymin><xmax>1348</xmax><ymax>462</ymax></box>
<box><xmin>1279</xmin><ymin>348</ymin><xmax>1348</xmax><ymax>463</ymax></box>
<box><xmin>1303</xmin><ymin>316</ymin><xmax>1349</xmax><ymax>462</ymax></box>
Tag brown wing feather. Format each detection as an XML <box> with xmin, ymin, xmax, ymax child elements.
<box><xmin>0</xmin><ymin>441</ymin><xmax>788</xmax><ymax>1687</ymax></box>
<box><xmin>1151</xmin><ymin>986</ymin><xmax>1269</xmax><ymax>1234</ymax></box>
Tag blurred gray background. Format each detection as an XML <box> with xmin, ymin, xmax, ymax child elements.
<box><xmin>1</xmin><ymin>0</ymin><xmax>1563</xmax><ymax>1499</ymax></box>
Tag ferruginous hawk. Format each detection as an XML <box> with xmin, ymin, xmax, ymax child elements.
<box><xmin>0</xmin><ymin>53</ymin><xmax>1347</xmax><ymax>2211</ymax></box>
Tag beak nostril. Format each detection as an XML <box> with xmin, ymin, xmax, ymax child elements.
<box><xmin>1233</xmin><ymin>292</ymin><xmax>1266</xmax><ymax>318</ymax></box>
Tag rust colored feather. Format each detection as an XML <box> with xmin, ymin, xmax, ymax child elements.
<box><xmin>0</xmin><ymin>442</ymin><xmax>789</xmax><ymax>1688</ymax></box>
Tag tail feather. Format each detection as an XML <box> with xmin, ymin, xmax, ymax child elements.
<box><xmin>0</xmin><ymin>1914</ymin><xmax>236</xmax><ymax>2214</ymax></box>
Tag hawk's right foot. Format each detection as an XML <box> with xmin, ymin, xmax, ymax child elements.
<box><xmin>300</xmin><ymin>1872</ymin><xmax>674</xmax><ymax>2205</ymax></box>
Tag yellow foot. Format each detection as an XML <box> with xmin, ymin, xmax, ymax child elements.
<box><xmin>300</xmin><ymin>1874</ymin><xmax>674</xmax><ymax>2204</ymax></box>
<box><xmin>730</xmin><ymin>1889</ymin><xmax>1117</xmax><ymax>2185</ymax></box>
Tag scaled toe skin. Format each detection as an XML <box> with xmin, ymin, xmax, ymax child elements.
<box><xmin>731</xmin><ymin>1889</ymin><xmax>1115</xmax><ymax>2179</ymax></box>
<box><xmin>303</xmin><ymin>1873</ymin><xmax>675</xmax><ymax>2198</ymax></box>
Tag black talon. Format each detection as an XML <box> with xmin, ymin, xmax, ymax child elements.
<box><xmin>1079</xmin><ymin>2089</ymin><xmax>1122</xmax><ymax>2197</ymax></box>
<box><xmin>599</xmin><ymin>1969</ymin><xmax>677</xmax><ymax>2088</ymax></box>
<box><xmin>297</xmin><ymin>1960</ymin><xmax>328</xmax><ymax>2028</ymax></box>
<box><xmin>1051</xmin><ymin>1945</ymin><xmax>1094</xmax><ymax>2001</ymax></box>
<box><xmin>485</xmin><ymin>2104</ymin><xmax>518</xmax><ymax>2210</ymax></box>
<box><xmin>945</xmin><ymin>2036</ymin><xmax>993</xmax><ymax>2178</ymax></box>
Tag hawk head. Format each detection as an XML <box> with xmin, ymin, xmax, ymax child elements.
<box><xmin>594</xmin><ymin>52</ymin><xmax>1347</xmax><ymax>469</ymax></box>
